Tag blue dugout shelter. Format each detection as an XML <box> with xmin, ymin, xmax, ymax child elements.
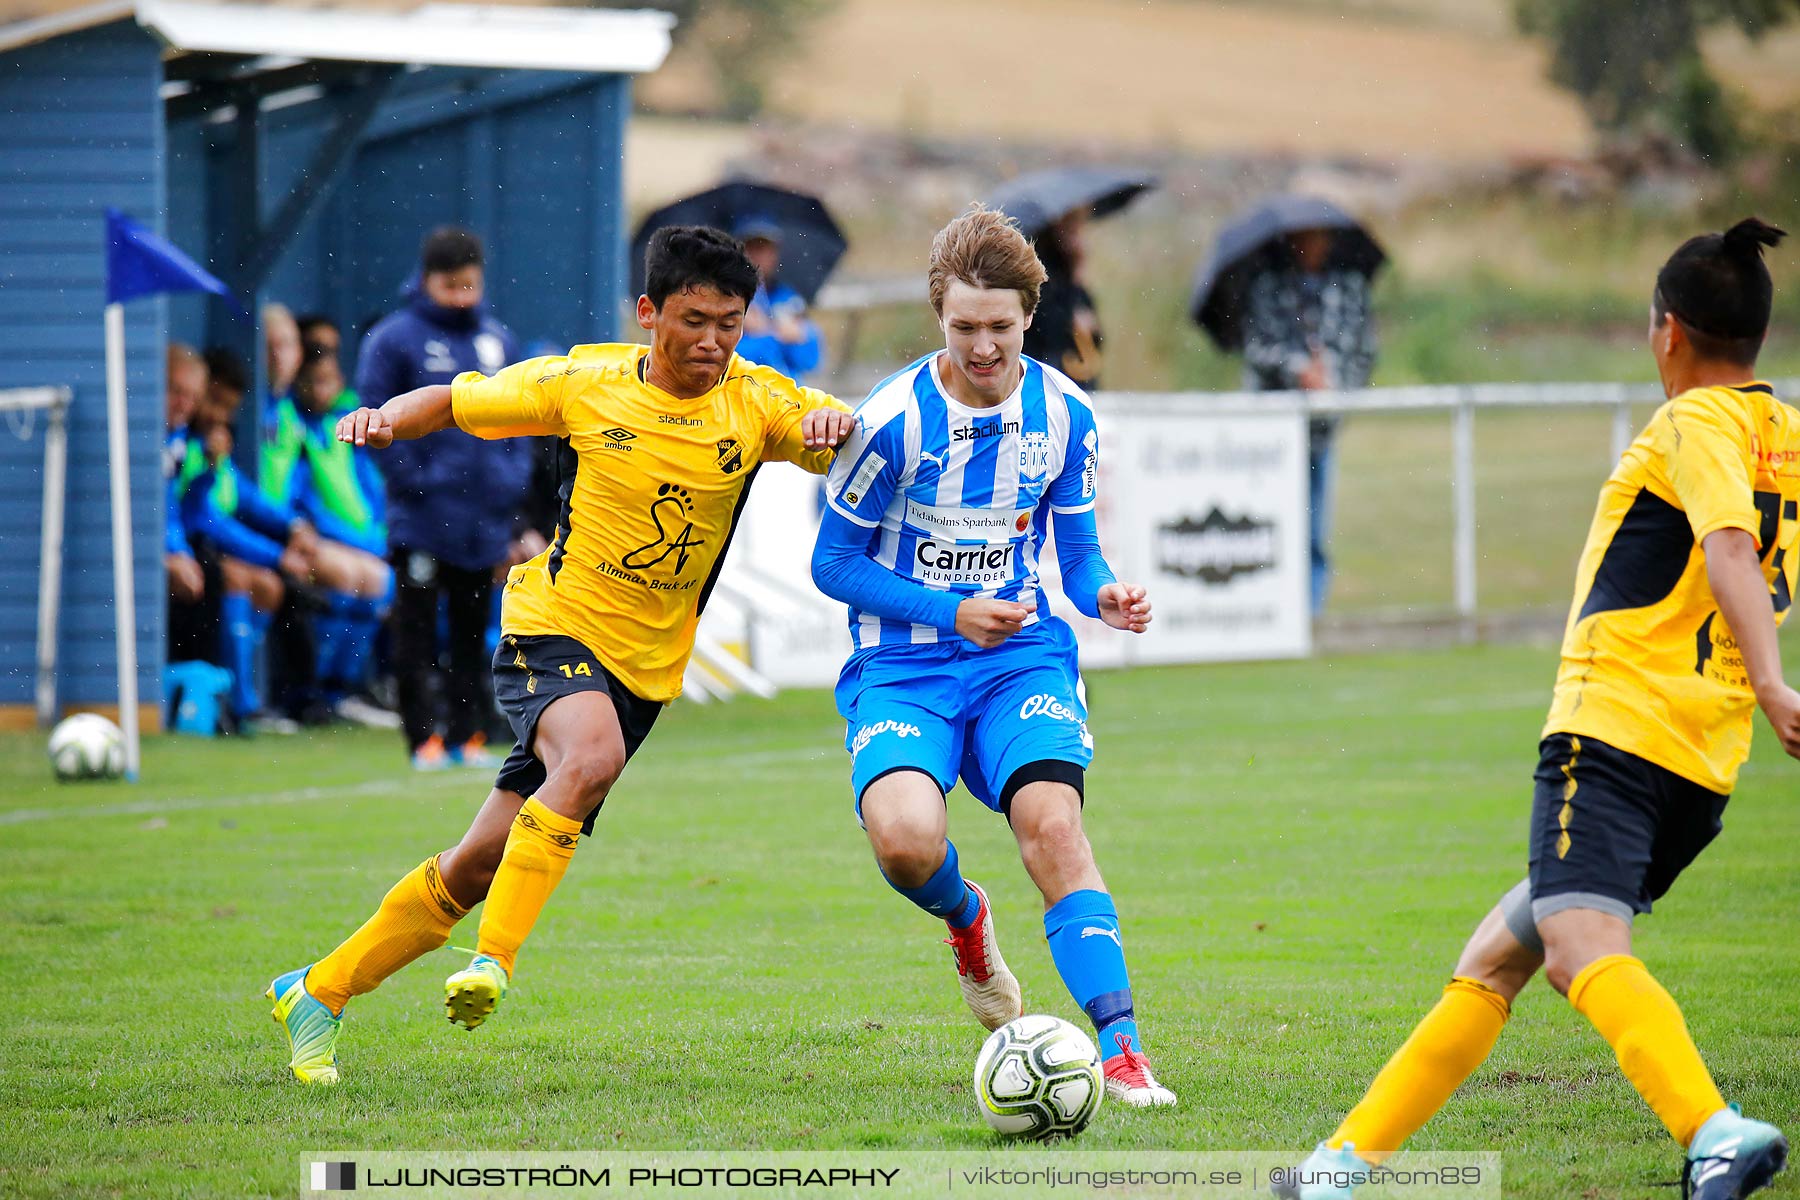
<box><xmin>0</xmin><ymin>0</ymin><xmax>672</xmax><ymax>728</ymax></box>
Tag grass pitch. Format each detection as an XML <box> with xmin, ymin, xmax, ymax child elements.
<box><xmin>2</xmin><ymin>642</ymin><xmax>1796</xmax><ymax>1198</ymax></box>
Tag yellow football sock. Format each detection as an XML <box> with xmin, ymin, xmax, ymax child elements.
<box><xmin>476</xmin><ymin>797</ymin><xmax>583</xmax><ymax>978</ymax></box>
<box><xmin>308</xmin><ymin>855</ymin><xmax>468</xmax><ymax>1015</ymax></box>
<box><xmin>1569</xmin><ymin>954</ymin><xmax>1725</xmax><ymax>1147</ymax></box>
<box><xmin>1330</xmin><ymin>976</ymin><xmax>1511</xmax><ymax>1164</ymax></box>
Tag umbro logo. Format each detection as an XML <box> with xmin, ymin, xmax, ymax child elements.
<box><xmin>1079</xmin><ymin>926</ymin><xmax>1122</xmax><ymax>947</ymax></box>
<box><xmin>601</xmin><ymin>427</ymin><xmax>636</xmax><ymax>442</ymax></box>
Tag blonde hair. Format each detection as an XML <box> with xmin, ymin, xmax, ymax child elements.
<box><xmin>927</xmin><ymin>205</ymin><xmax>1047</xmax><ymax>318</ymax></box>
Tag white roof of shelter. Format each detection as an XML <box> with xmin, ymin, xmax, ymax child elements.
<box><xmin>0</xmin><ymin>0</ymin><xmax>674</xmax><ymax>72</ymax></box>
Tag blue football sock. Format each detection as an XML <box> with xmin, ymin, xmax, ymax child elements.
<box><xmin>885</xmin><ymin>839</ymin><xmax>980</xmax><ymax>927</ymax></box>
<box><xmin>1044</xmin><ymin>889</ymin><xmax>1140</xmax><ymax>1060</ymax></box>
<box><xmin>335</xmin><ymin>615</ymin><xmax>378</xmax><ymax>690</ymax></box>
<box><xmin>315</xmin><ymin>608</ymin><xmax>351</xmax><ymax>689</ymax></box>
<box><xmin>222</xmin><ymin>592</ymin><xmax>260</xmax><ymax>717</ymax></box>
<box><xmin>325</xmin><ymin>591</ymin><xmax>385</xmax><ymax>623</ymax></box>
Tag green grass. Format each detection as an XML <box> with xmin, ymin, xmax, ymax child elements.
<box><xmin>3</xmin><ymin>643</ymin><xmax>1797</xmax><ymax>1197</ymax></box>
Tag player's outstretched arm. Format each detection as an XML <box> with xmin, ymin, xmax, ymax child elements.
<box><xmin>336</xmin><ymin>384</ymin><xmax>455</xmax><ymax>449</ymax></box>
<box><xmin>751</xmin><ymin>363</ymin><xmax>854</xmax><ymax>472</ymax></box>
<box><xmin>1704</xmin><ymin>527</ymin><xmax>1800</xmax><ymax>759</ymax></box>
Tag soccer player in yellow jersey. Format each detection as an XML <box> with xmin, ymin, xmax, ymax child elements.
<box><xmin>263</xmin><ymin>226</ymin><xmax>855</xmax><ymax>1084</ymax></box>
<box><xmin>1277</xmin><ymin>218</ymin><xmax>1798</xmax><ymax>1200</ymax></box>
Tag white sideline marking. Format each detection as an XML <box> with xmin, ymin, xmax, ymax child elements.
<box><xmin>0</xmin><ymin>744</ymin><xmax>834</xmax><ymax>827</ymax></box>
<box><xmin>0</xmin><ymin>778</ymin><xmax>417</xmax><ymax>826</ymax></box>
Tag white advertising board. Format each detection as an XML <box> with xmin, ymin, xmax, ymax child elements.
<box><xmin>1084</xmin><ymin>402</ymin><xmax>1312</xmax><ymax>664</ymax></box>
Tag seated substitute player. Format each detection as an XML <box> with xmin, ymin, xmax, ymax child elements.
<box><xmin>810</xmin><ymin>207</ymin><xmax>1173</xmax><ymax>1108</ymax></box>
<box><xmin>1276</xmin><ymin>219</ymin><xmax>1797</xmax><ymax>1199</ymax></box>
<box><xmin>263</xmin><ymin>226</ymin><xmax>855</xmax><ymax>1084</ymax></box>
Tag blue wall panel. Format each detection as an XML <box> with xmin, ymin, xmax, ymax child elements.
<box><xmin>0</xmin><ymin>20</ymin><xmax>166</xmax><ymax>714</ymax></box>
<box><xmin>0</xmin><ymin>31</ymin><xmax>632</xmax><ymax>716</ymax></box>
<box><xmin>164</xmin><ymin>71</ymin><xmax>632</xmax><ymax>382</ymax></box>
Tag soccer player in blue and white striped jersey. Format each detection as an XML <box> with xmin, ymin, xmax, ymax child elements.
<box><xmin>811</xmin><ymin>207</ymin><xmax>1174</xmax><ymax>1107</ymax></box>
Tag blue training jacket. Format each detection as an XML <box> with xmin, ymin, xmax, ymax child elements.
<box><xmin>353</xmin><ymin>285</ymin><xmax>531</xmax><ymax>570</ymax></box>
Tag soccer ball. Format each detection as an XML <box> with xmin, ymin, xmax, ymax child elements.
<box><xmin>47</xmin><ymin>713</ymin><xmax>125</xmax><ymax>781</ymax></box>
<box><xmin>972</xmin><ymin>1014</ymin><xmax>1103</xmax><ymax>1140</ymax></box>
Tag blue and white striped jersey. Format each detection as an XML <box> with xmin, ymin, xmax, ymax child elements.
<box><xmin>823</xmin><ymin>353</ymin><xmax>1102</xmax><ymax>648</ymax></box>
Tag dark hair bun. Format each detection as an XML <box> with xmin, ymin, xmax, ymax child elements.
<box><xmin>1722</xmin><ymin>217</ymin><xmax>1787</xmax><ymax>259</ymax></box>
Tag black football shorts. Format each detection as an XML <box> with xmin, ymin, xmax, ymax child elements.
<box><xmin>490</xmin><ymin>633</ymin><xmax>663</xmax><ymax>835</ymax></box>
<box><xmin>1527</xmin><ymin>732</ymin><xmax>1728</xmax><ymax>926</ymax></box>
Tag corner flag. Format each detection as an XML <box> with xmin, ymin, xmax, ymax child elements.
<box><xmin>104</xmin><ymin>207</ymin><xmax>232</xmax><ymax>307</ymax></box>
<box><xmin>99</xmin><ymin>209</ymin><xmax>236</xmax><ymax>782</ymax></box>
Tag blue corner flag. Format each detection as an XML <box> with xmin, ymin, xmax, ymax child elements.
<box><xmin>104</xmin><ymin>208</ymin><xmax>233</xmax><ymax>307</ymax></box>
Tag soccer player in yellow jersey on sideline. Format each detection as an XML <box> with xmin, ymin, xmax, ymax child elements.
<box><xmin>1277</xmin><ymin>218</ymin><xmax>1798</xmax><ymax>1200</ymax></box>
<box><xmin>263</xmin><ymin>226</ymin><xmax>855</xmax><ymax>1084</ymax></box>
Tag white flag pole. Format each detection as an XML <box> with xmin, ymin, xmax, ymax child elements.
<box><xmin>103</xmin><ymin>301</ymin><xmax>141</xmax><ymax>780</ymax></box>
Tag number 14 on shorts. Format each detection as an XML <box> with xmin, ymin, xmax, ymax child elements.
<box><xmin>559</xmin><ymin>662</ymin><xmax>593</xmax><ymax>678</ymax></box>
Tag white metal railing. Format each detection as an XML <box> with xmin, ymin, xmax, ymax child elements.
<box><xmin>1</xmin><ymin>386</ymin><xmax>73</xmax><ymax>724</ymax></box>
<box><xmin>1099</xmin><ymin>377</ymin><xmax>1800</xmax><ymax>630</ymax></box>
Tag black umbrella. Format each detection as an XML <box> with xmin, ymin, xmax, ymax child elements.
<box><xmin>987</xmin><ymin>167</ymin><xmax>1158</xmax><ymax>239</ymax></box>
<box><xmin>1189</xmin><ymin>195</ymin><xmax>1386</xmax><ymax>352</ymax></box>
<box><xmin>630</xmin><ymin>182</ymin><xmax>847</xmax><ymax>304</ymax></box>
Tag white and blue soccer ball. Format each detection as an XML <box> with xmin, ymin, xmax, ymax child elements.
<box><xmin>47</xmin><ymin>713</ymin><xmax>125</xmax><ymax>782</ymax></box>
<box><xmin>973</xmin><ymin>1013</ymin><xmax>1103</xmax><ymax>1140</ymax></box>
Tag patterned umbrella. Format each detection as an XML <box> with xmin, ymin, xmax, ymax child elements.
<box><xmin>1189</xmin><ymin>195</ymin><xmax>1386</xmax><ymax>352</ymax></box>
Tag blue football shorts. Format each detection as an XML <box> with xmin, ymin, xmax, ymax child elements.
<box><xmin>834</xmin><ymin>616</ymin><xmax>1094</xmax><ymax>819</ymax></box>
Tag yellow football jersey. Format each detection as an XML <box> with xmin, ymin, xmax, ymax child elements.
<box><xmin>451</xmin><ymin>344</ymin><xmax>848</xmax><ymax>703</ymax></box>
<box><xmin>1544</xmin><ymin>382</ymin><xmax>1800</xmax><ymax>793</ymax></box>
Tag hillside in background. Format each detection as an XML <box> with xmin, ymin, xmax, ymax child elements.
<box><xmin>642</xmin><ymin>0</ymin><xmax>1591</xmax><ymax>163</ymax></box>
<box><xmin>628</xmin><ymin>0</ymin><xmax>1800</xmax><ymax>397</ymax></box>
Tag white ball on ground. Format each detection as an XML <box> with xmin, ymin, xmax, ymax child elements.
<box><xmin>972</xmin><ymin>1013</ymin><xmax>1103</xmax><ymax>1140</ymax></box>
<box><xmin>47</xmin><ymin>713</ymin><xmax>126</xmax><ymax>782</ymax></box>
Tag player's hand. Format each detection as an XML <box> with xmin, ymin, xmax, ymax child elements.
<box><xmin>287</xmin><ymin>519</ymin><xmax>319</xmax><ymax>556</ymax></box>
<box><xmin>278</xmin><ymin>544</ymin><xmax>312</xmax><ymax>581</ymax></box>
<box><xmin>166</xmin><ymin>552</ymin><xmax>205</xmax><ymax>604</ymax></box>
<box><xmin>803</xmin><ymin>407</ymin><xmax>856</xmax><ymax>450</ymax></box>
<box><xmin>1097</xmin><ymin>582</ymin><xmax>1152</xmax><ymax>633</ymax></box>
<box><xmin>955</xmin><ymin>598</ymin><xmax>1036</xmax><ymax>649</ymax></box>
<box><xmin>1758</xmin><ymin>682</ymin><xmax>1800</xmax><ymax>760</ymax></box>
<box><xmin>337</xmin><ymin>406</ymin><xmax>394</xmax><ymax>449</ymax></box>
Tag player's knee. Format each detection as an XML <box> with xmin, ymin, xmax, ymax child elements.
<box><xmin>1542</xmin><ymin>954</ymin><xmax>1580</xmax><ymax>997</ymax></box>
<box><xmin>868</xmin><ymin>823</ymin><xmax>943</xmax><ymax>888</ymax></box>
<box><xmin>554</xmin><ymin>747</ymin><xmax>624</xmax><ymax>810</ymax></box>
<box><xmin>250</xmin><ymin>568</ymin><xmax>285</xmax><ymax>611</ymax></box>
<box><xmin>442</xmin><ymin>843</ymin><xmax>500</xmax><ymax>905</ymax></box>
<box><xmin>219</xmin><ymin>557</ymin><xmax>251</xmax><ymax>591</ymax></box>
<box><xmin>1016</xmin><ymin>810</ymin><xmax>1089</xmax><ymax>871</ymax></box>
<box><xmin>1453</xmin><ymin>895</ymin><xmax>1544</xmax><ymax>999</ymax></box>
<box><xmin>1541</xmin><ymin>937</ymin><xmax>1598</xmax><ymax>997</ymax></box>
<box><xmin>1023</xmin><ymin>814</ymin><xmax>1083</xmax><ymax>855</ymax></box>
